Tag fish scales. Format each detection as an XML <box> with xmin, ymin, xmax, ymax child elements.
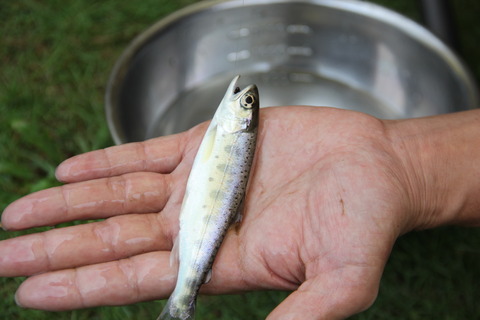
<box><xmin>158</xmin><ymin>75</ymin><xmax>259</xmax><ymax>320</ymax></box>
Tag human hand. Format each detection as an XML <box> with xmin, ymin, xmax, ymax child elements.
<box><xmin>0</xmin><ymin>106</ymin><xmax>462</xmax><ymax>319</ymax></box>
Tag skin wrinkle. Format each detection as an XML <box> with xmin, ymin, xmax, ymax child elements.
<box><xmin>252</xmin><ymin>183</ymin><xmax>281</xmax><ymax>219</ymax></box>
<box><xmin>60</xmin><ymin>184</ymin><xmax>72</xmax><ymax>219</ymax></box>
<box><xmin>392</xmin><ymin>138</ymin><xmax>426</xmax><ymax>230</ymax></box>
<box><xmin>236</xmin><ymin>234</ymin><xmax>254</xmax><ymax>291</ymax></box>
<box><xmin>365</xmin><ymin>142</ymin><xmax>411</xmax><ymax>234</ymax></box>
<box><xmin>118</xmin><ymin>257</ymin><xmax>141</xmax><ymax>302</ymax></box>
<box><xmin>259</xmin><ymin>246</ymin><xmax>300</xmax><ymax>290</ymax></box>
<box><xmin>281</xmin><ymin>190</ymin><xmax>308</xmax><ymax>283</ymax></box>
<box><xmin>154</xmin><ymin>208</ymin><xmax>176</xmax><ymax>250</ymax></box>
<box><xmin>155</xmin><ymin>141</ymin><xmax>181</xmax><ymax>174</ymax></box>
<box><xmin>102</xmin><ymin>147</ymin><xmax>114</xmax><ymax>178</ymax></box>
<box><xmin>156</xmin><ymin>132</ymin><xmax>185</xmax><ymax>174</ymax></box>
<box><xmin>301</xmin><ymin>185</ymin><xmax>321</xmax><ymax>269</ymax></box>
<box><xmin>181</xmin><ymin>124</ymin><xmax>207</xmax><ymax>165</ymax></box>
<box><xmin>302</xmin><ymin>173</ymin><xmax>355</xmax><ymax>277</ymax></box>
<box><xmin>145</xmin><ymin>213</ymin><xmax>165</xmax><ymax>253</ymax></box>
<box><xmin>302</xmin><ymin>268</ymin><xmax>375</xmax><ymax>318</ymax></box>
<box><xmin>38</xmin><ymin>232</ymin><xmax>53</xmax><ymax>272</ymax></box>
<box><xmin>419</xmin><ymin>141</ymin><xmax>449</xmax><ymax>227</ymax></box>
<box><xmin>251</xmin><ymin>194</ymin><xmax>305</xmax><ymax>289</ymax></box>
<box><xmin>384</xmin><ymin>121</ymin><xmax>436</xmax><ymax>231</ymax></box>
<box><xmin>302</xmin><ymin>229</ymin><xmax>335</xmax><ymax>282</ymax></box>
<box><xmin>243</xmin><ymin>172</ymin><xmax>314</xmax><ymax>287</ymax></box>
<box><xmin>92</xmin><ymin>220</ymin><xmax>117</xmax><ymax>259</ymax></box>
<box><xmin>179</xmin><ymin>131</ymin><xmax>196</xmax><ymax>166</ymax></box>
<box><xmin>111</xmin><ymin>173</ymin><xmax>163</xmax><ymax>214</ymax></box>
<box><xmin>73</xmin><ymin>268</ymin><xmax>87</xmax><ymax>309</ymax></box>
<box><xmin>252</xmin><ymin>162</ymin><xmax>309</xmax><ymax>221</ymax></box>
<box><xmin>130</xmin><ymin>173</ymin><xmax>167</xmax><ymax>214</ymax></box>
<box><xmin>157</xmin><ymin>173</ymin><xmax>173</xmax><ymax>214</ymax></box>
<box><xmin>129</xmin><ymin>214</ymin><xmax>160</xmax><ymax>255</ymax></box>
<box><xmin>105</xmin><ymin>175</ymin><xmax>125</xmax><ymax>213</ymax></box>
<box><xmin>118</xmin><ymin>175</ymin><xmax>129</xmax><ymax>213</ymax></box>
<box><xmin>137</xmin><ymin>141</ymin><xmax>148</xmax><ymax>172</ymax></box>
<box><xmin>294</xmin><ymin>241</ymin><xmax>307</xmax><ymax>285</ymax></box>
<box><xmin>144</xmin><ymin>140</ymin><xmax>157</xmax><ymax>172</ymax></box>
<box><xmin>240</xmin><ymin>242</ymin><xmax>265</xmax><ymax>290</ymax></box>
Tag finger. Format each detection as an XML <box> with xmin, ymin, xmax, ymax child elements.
<box><xmin>1</xmin><ymin>172</ymin><xmax>173</xmax><ymax>230</ymax></box>
<box><xmin>13</xmin><ymin>235</ymin><xmax>248</xmax><ymax>311</ymax></box>
<box><xmin>0</xmin><ymin>213</ymin><xmax>176</xmax><ymax>277</ymax></box>
<box><xmin>266</xmin><ymin>267</ymin><xmax>380</xmax><ymax>320</ymax></box>
<box><xmin>14</xmin><ymin>251</ymin><xmax>175</xmax><ymax>311</ymax></box>
<box><xmin>55</xmin><ymin>132</ymin><xmax>188</xmax><ymax>183</ymax></box>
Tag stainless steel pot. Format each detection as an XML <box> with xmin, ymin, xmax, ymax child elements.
<box><xmin>106</xmin><ymin>0</ymin><xmax>478</xmax><ymax>144</ymax></box>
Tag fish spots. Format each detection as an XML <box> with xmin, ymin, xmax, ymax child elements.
<box><xmin>245</xmin><ymin>140</ymin><xmax>255</xmax><ymax>154</ymax></box>
<box><xmin>208</xmin><ymin>177</ymin><xmax>214</xmax><ymax>182</ymax></box>
<box><xmin>202</xmin><ymin>214</ymin><xmax>211</xmax><ymax>223</ymax></box>
<box><xmin>216</xmin><ymin>163</ymin><xmax>227</xmax><ymax>172</ymax></box>
<box><xmin>224</xmin><ymin>144</ymin><xmax>233</xmax><ymax>153</ymax></box>
<box><xmin>176</xmin><ymin>291</ymin><xmax>194</xmax><ymax>310</ymax></box>
<box><xmin>210</xmin><ymin>189</ymin><xmax>225</xmax><ymax>199</ymax></box>
<box><xmin>232</xmin><ymin>166</ymin><xmax>250</xmax><ymax>187</ymax></box>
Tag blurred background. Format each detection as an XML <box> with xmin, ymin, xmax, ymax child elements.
<box><xmin>1</xmin><ymin>0</ymin><xmax>479</xmax><ymax>319</ymax></box>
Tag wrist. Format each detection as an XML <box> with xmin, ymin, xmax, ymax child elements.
<box><xmin>386</xmin><ymin>110</ymin><xmax>480</xmax><ymax>230</ymax></box>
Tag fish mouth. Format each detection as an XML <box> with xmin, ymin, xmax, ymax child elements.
<box><xmin>229</xmin><ymin>75</ymin><xmax>258</xmax><ymax>99</ymax></box>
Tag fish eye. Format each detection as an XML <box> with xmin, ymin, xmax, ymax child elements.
<box><xmin>241</xmin><ymin>94</ymin><xmax>255</xmax><ymax>109</ymax></box>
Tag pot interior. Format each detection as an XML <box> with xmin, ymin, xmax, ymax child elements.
<box><xmin>107</xmin><ymin>0</ymin><xmax>478</xmax><ymax>143</ymax></box>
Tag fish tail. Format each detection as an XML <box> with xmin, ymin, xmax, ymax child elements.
<box><xmin>157</xmin><ymin>293</ymin><xmax>196</xmax><ymax>320</ymax></box>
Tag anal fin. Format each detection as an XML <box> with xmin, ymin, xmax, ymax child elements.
<box><xmin>233</xmin><ymin>196</ymin><xmax>245</xmax><ymax>235</ymax></box>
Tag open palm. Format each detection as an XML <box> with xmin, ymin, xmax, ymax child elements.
<box><xmin>1</xmin><ymin>107</ymin><xmax>414</xmax><ymax>319</ymax></box>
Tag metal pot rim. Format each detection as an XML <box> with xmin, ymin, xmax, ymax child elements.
<box><xmin>105</xmin><ymin>0</ymin><xmax>478</xmax><ymax>145</ymax></box>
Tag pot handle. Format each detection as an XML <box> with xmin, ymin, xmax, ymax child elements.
<box><xmin>419</xmin><ymin>0</ymin><xmax>459</xmax><ymax>52</ymax></box>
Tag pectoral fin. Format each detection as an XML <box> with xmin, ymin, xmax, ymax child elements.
<box><xmin>204</xmin><ymin>270</ymin><xmax>212</xmax><ymax>284</ymax></box>
<box><xmin>234</xmin><ymin>196</ymin><xmax>245</xmax><ymax>224</ymax></box>
<box><xmin>199</xmin><ymin>122</ymin><xmax>217</xmax><ymax>163</ymax></box>
<box><xmin>169</xmin><ymin>236</ymin><xmax>179</xmax><ymax>268</ymax></box>
<box><xmin>231</xmin><ymin>197</ymin><xmax>245</xmax><ymax>234</ymax></box>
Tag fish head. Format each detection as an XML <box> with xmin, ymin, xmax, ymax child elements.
<box><xmin>219</xmin><ymin>75</ymin><xmax>259</xmax><ymax>133</ymax></box>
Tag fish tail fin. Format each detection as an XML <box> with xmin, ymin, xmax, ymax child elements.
<box><xmin>157</xmin><ymin>294</ymin><xmax>196</xmax><ymax>320</ymax></box>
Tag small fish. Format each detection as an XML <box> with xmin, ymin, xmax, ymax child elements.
<box><xmin>158</xmin><ymin>75</ymin><xmax>259</xmax><ymax>320</ymax></box>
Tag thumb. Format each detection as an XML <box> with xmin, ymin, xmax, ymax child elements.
<box><xmin>266</xmin><ymin>267</ymin><xmax>380</xmax><ymax>320</ymax></box>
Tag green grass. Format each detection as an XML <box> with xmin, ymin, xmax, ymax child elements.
<box><xmin>1</xmin><ymin>0</ymin><xmax>480</xmax><ymax>319</ymax></box>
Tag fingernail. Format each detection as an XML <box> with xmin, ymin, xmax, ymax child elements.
<box><xmin>55</xmin><ymin>161</ymin><xmax>69</xmax><ymax>182</ymax></box>
<box><xmin>1</xmin><ymin>199</ymin><xmax>33</xmax><ymax>230</ymax></box>
<box><xmin>14</xmin><ymin>290</ymin><xmax>24</xmax><ymax>308</ymax></box>
<box><xmin>1</xmin><ymin>205</ymin><xmax>9</xmax><ymax>230</ymax></box>
<box><xmin>1</xmin><ymin>210</ymin><xmax>10</xmax><ymax>231</ymax></box>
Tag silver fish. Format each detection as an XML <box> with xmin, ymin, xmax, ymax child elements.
<box><xmin>158</xmin><ymin>75</ymin><xmax>259</xmax><ymax>320</ymax></box>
